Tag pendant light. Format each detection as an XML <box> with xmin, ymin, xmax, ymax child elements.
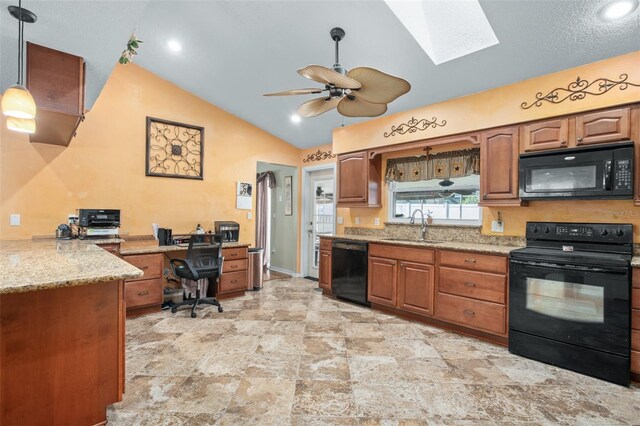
<box><xmin>2</xmin><ymin>0</ymin><xmax>37</xmax><ymax>132</ymax></box>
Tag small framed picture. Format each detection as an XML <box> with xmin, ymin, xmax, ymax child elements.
<box><xmin>237</xmin><ymin>182</ymin><xmax>252</xmax><ymax>196</ymax></box>
<box><xmin>284</xmin><ymin>176</ymin><xmax>293</xmax><ymax>216</ymax></box>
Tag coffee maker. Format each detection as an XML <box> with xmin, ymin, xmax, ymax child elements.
<box><xmin>214</xmin><ymin>221</ymin><xmax>239</xmax><ymax>242</ymax></box>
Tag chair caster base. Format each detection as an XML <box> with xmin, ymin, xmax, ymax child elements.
<box><xmin>191</xmin><ymin>311</ymin><xmax>197</xmax><ymax>318</ymax></box>
<box><xmin>171</xmin><ymin>307</ymin><xmax>177</xmax><ymax>313</ymax></box>
<box><xmin>218</xmin><ymin>306</ymin><xmax>224</xmax><ymax>313</ymax></box>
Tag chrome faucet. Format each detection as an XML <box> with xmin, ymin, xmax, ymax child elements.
<box><xmin>410</xmin><ymin>209</ymin><xmax>428</xmax><ymax>241</ymax></box>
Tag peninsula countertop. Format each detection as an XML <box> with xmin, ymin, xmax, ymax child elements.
<box><xmin>0</xmin><ymin>239</ymin><xmax>143</xmax><ymax>295</ymax></box>
<box><xmin>321</xmin><ymin>234</ymin><xmax>523</xmax><ymax>256</ymax></box>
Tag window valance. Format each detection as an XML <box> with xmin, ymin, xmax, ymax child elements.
<box><xmin>385</xmin><ymin>148</ymin><xmax>480</xmax><ymax>183</ymax></box>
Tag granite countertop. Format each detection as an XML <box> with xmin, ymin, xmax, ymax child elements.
<box><xmin>631</xmin><ymin>256</ymin><xmax>640</xmax><ymax>268</ymax></box>
<box><xmin>0</xmin><ymin>239</ymin><xmax>143</xmax><ymax>295</ymax></box>
<box><xmin>323</xmin><ymin>234</ymin><xmax>521</xmax><ymax>255</ymax></box>
<box><xmin>119</xmin><ymin>240</ymin><xmax>251</xmax><ymax>255</ymax></box>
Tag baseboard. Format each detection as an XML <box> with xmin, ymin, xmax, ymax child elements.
<box><xmin>267</xmin><ymin>266</ymin><xmax>300</xmax><ymax>277</ymax></box>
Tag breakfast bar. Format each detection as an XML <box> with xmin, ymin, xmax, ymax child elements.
<box><xmin>0</xmin><ymin>239</ymin><xmax>142</xmax><ymax>426</ymax></box>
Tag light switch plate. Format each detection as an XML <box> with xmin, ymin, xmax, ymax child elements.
<box><xmin>355</xmin><ymin>217</ymin><xmax>360</xmax><ymax>225</ymax></box>
<box><xmin>247</xmin><ymin>212</ymin><xmax>252</xmax><ymax>220</ymax></box>
<box><xmin>374</xmin><ymin>218</ymin><xmax>380</xmax><ymax>226</ymax></box>
<box><xmin>491</xmin><ymin>220</ymin><xmax>504</xmax><ymax>233</ymax></box>
<box><xmin>10</xmin><ymin>214</ymin><xmax>20</xmax><ymax>226</ymax></box>
<box><xmin>337</xmin><ymin>216</ymin><xmax>343</xmax><ymax>225</ymax></box>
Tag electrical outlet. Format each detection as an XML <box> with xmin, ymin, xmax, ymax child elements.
<box><xmin>355</xmin><ymin>217</ymin><xmax>360</xmax><ymax>225</ymax></box>
<box><xmin>374</xmin><ymin>218</ymin><xmax>380</xmax><ymax>226</ymax></box>
<box><xmin>491</xmin><ymin>220</ymin><xmax>504</xmax><ymax>233</ymax></box>
<box><xmin>247</xmin><ymin>211</ymin><xmax>252</xmax><ymax>220</ymax></box>
<box><xmin>9</xmin><ymin>214</ymin><xmax>20</xmax><ymax>226</ymax></box>
<box><xmin>337</xmin><ymin>216</ymin><xmax>343</xmax><ymax>225</ymax></box>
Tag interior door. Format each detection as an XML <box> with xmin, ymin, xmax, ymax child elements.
<box><xmin>305</xmin><ymin>170</ymin><xmax>335</xmax><ymax>279</ymax></box>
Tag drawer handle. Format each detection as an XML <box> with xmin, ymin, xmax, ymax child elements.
<box><xmin>231</xmin><ymin>253</ymin><xmax>238</xmax><ymax>256</ymax></box>
<box><xmin>577</xmin><ymin>137</ymin><xmax>583</xmax><ymax>142</ymax></box>
<box><xmin>463</xmin><ymin>309</ymin><xmax>475</xmax><ymax>317</ymax></box>
<box><xmin>137</xmin><ymin>291</ymin><xmax>149</xmax><ymax>296</ymax></box>
<box><xmin>464</xmin><ymin>258</ymin><xmax>476</xmax><ymax>264</ymax></box>
<box><xmin>231</xmin><ymin>265</ymin><xmax>238</xmax><ymax>269</ymax></box>
<box><xmin>560</xmin><ymin>139</ymin><xmax>567</xmax><ymax>145</ymax></box>
<box><xmin>464</xmin><ymin>282</ymin><xmax>476</xmax><ymax>287</ymax></box>
<box><xmin>140</xmin><ymin>266</ymin><xmax>149</xmax><ymax>270</ymax></box>
<box><xmin>231</xmin><ymin>280</ymin><xmax>238</xmax><ymax>284</ymax></box>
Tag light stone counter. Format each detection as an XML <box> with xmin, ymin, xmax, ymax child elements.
<box><xmin>323</xmin><ymin>234</ymin><xmax>522</xmax><ymax>256</ymax></box>
<box><xmin>0</xmin><ymin>239</ymin><xmax>143</xmax><ymax>295</ymax></box>
<box><xmin>631</xmin><ymin>256</ymin><xmax>640</xmax><ymax>268</ymax></box>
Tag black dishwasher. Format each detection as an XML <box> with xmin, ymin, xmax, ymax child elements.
<box><xmin>331</xmin><ymin>240</ymin><xmax>370</xmax><ymax>306</ymax></box>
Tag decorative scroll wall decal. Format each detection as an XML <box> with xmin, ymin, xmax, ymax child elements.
<box><xmin>146</xmin><ymin>117</ymin><xmax>204</xmax><ymax>180</ymax></box>
<box><xmin>521</xmin><ymin>74</ymin><xmax>640</xmax><ymax>110</ymax></box>
<box><xmin>303</xmin><ymin>149</ymin><xmax>337</xmax><ymax>163</ymax></box>
<box><xmin>383</xmin><ymin>116</ymin><xmax>447</xmax><ymax>138</ymax></box>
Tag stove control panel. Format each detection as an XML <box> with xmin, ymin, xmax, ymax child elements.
<box><xmin>526</xmin><ymin>222</ymin><xmax>633</xmax><ymax>244</ymax></box>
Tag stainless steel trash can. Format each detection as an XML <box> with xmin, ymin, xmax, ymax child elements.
<box><xmin>248</xmin><ymin>248</ymin><xmax>264</xmax><ymax>290</ymax></box>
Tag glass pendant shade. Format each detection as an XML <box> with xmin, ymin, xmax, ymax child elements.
<box><xmin>6</xmin><ymin>116</ymin><xmax>36</xmax><ymax>134</ymax></box>
<box><xmin>2</xmin><ymin>84</ymin><xmax>37</xmax><ymax>119</ymax></box>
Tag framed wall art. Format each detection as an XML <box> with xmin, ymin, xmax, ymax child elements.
<box><xmin>146</xmin><ymin>117</ymin><xmax>204</xmax><ymax>179</ymax></box>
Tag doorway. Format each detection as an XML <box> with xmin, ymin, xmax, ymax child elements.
<box><xmin>302</xmin><ymin>165</ymin><xmax>335</xmax><ymax>279</ymax></box>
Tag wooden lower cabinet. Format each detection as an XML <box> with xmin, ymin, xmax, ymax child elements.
<box><xmin>435</xmin><ymin>292</ymin><xmax>506</xmax><ymax>336</ymax></box>
<box><xmin>123</xmin><ymin>253</ymin><xmax>164</xmax><ymax>316</ymax></box>
<box><xmin>368</xmin><ymin>256</ymin><xmax>398</xmax><ymax>307</ymax></box>
<box><xmin>319</xmin><ymin>249</ymin><xmax>332</xmax><ymax>291</ymax></box>
<box><xmin>398</xmin><ymin>261</ymin><xmax>435</xmax><ymax>316</ymax></box>
<box><xmin>218</xmin><ymin>246</ymin><xmax>249</xmax><ymax>298</ymax></box>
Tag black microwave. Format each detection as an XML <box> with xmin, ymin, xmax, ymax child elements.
<box><xmin>519</xmin><ymin>141</ymin><xmax>634</xmax><ymax>200</ymax></box>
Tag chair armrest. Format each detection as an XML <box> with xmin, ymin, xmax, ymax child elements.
<box><xmin>218</xmin><ymin>256</ymin><xmax>224</xmax><ymax>276</ymax></box>
<box><xmin>170</xmin><ymin>258</ymin><xmax>200</xmax><ymax>281</ymax></box>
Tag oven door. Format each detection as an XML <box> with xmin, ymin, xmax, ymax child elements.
<box><xmin>509</xmin><ymin>259</ymin><xmax>630</xmax><ymax>356</ymax></box>
<box><xmin>519</xmin><ymin>150</ymin><xmax>610</xmax><ymax>199</ymax></box>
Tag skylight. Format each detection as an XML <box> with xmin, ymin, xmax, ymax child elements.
<box><xmin>384</xmin><ymin>0</ymin><xmax>499</xmax><ymax>65</ymax></box>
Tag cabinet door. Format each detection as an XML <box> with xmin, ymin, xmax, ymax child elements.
<box><xmin>337</xmin><ymin>152</ymin><xmax>368</xmax><ymax>204</ymax></box>
<box><xmin>319</xmin><ymin>250</ymin><xmax>332</xmax><ymax>291</ymax></box>
<box><xmin>521</xmin><ymin>118</ymin><xmax>569</xmax><ymax>152</ymax></box>
<box><xmin>398</xmin><ymin>261</ymin><xmax>435</xmax><ymax>316</ymax></box>
<box><xmin>480</xmin><ymin>126</ymin><xmax>520</xmax><ymax>204</ymax></box>
<box><xmin>367</xmin><ymin>256</ymin><xmax>397</xmax><ymax>307</ymax></box>
<box><xmin>576</xmin><ymin>107</ymin><xmax>630</xmax><ymax>146</ymax></box>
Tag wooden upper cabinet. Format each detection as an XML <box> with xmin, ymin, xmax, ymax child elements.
<box><xmin>27</xmin><ymin>42</ymin><xmax>85</xmax><ymax>146</ymax></box>
<box><xmin>336</xmin><ymin>151</ymin><xmax>382</xmax><ymax>207</ymax></box>
<box><xmin>576</xmin><ymin>107</ymin><xmax>631</xmax><ymax>146</ymax></box>
<box><xmin>480</xmin><ymin>126</ymin><xmax>521</xmax><ymax>206</ymax></box>
<box><xmin>520</xmin><ymin>118</ymin><xmax>569</xmax><ymax>152</ymax></box>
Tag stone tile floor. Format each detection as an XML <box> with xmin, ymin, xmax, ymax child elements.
<box><xmin>108</xmin><ymin>278</ymin><xmax>640</xmax><ymax>425</ymax></box>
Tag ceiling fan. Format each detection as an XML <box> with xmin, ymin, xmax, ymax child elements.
<box><xmin>264</xmin><ymin>27</ymin><xmax>411</xmax><ymax>118</ymax></box>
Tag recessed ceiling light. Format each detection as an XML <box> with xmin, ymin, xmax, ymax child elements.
<box><xmin>167</xmin><ymin>39</ymin><xmax>182</xmax><ymax>52</ymax></box>
<box><xmin>290</xmin><ymin>114</ymin><xmax>302</xmax><ymax>124</ymax></box>
<box><xmin>599</xmin><ymin>0</ymin><xmax>638</xmax><ymax>21</ymax></box>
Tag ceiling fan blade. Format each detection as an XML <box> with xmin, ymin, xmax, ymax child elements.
<box><xmin>298</xmin><ymin>96</ymin><xmax>341</xmax><ymax>117</ymax></box>
<box><xmin>337</xmin><ymin>96</ymin><xmax>387</xmax><ymax>118</ymax></box>
<box><xmin>347</xmin><ymin>67</ymin><xmax>411</xmax><ymax>104</ymax></box>
<box><xmin>298</xmin><ymin>65</ymin><xmax>362</xmax><ymax>90</ymax></box>
<box><xmin>263</xmin><ymin>88</ymin><xmax>326</xmax><ymax>96</ymax></box>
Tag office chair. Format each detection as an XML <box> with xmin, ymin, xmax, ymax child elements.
<box><xmin>169</xmin><ymin>235</ymin><xmax>224</xmax><ymax>318</ymax></box>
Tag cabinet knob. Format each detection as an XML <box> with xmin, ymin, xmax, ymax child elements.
<box><xmin>137</xmin><ymin>291</ymin><xmax>149</xmax><ymax>296</ymax></box>
<box><xmin>463</xmin><ymin>309</ymin><xmax>475</xmax><ymax>317</ymax></box>
<box><xmin>464</xmin><ymin>258</ymin><xmax>476</xmax><ymax>264</ymax></box>
<box><xmin>560</xmin><ymin>139</ymin><xmax>567</xmax><ymax>145</ymax></box>
<box><xmin>577</xmin><ymin>137</ymin><xmax>583</xmax><ymax>142</ymax></box>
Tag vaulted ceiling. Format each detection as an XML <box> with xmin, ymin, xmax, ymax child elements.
<box><xmin>1</xmin><ymin>1</ymin><xmax>639</xmax><ymax>148</ymax></box>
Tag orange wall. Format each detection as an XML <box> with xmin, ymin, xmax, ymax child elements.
<box><xmin>0</xmin><ymin>64</ymin><xmax>301</xmax><ymax>247</ymax></box>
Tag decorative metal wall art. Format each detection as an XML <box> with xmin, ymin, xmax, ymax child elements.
<box><xmin>520</xmin><ymin>74</ymin><xmax>640</xmax><ymax>110</ymax></box>
<box><xmin>303</xmin><ymin>149</ymin><xmax>337</xmax><ymax>163</ymax></box>
<box><xmin>146</xmin><ymin>117</ymin><xmax>204</xmax><ymax>180</ymax></box>
<box><xmin>284</xmin><ymin>176</ymin><xmax>293</xmax><ymax>216</ymax></box>
<box><xmin>383</xmin><ymin>116</ymin><xmax>447</xmax><ymax>138</ymax></box>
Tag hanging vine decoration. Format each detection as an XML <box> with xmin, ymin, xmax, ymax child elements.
<box><xmin>383</xmin><ymin>117</ymin><xmax>447</xmax><ymax>138</ymax></box>
<box><xmin>119</xmin><ymin>33</ymin><xmax>143</xmax><ymax>64</ymax></box>
<box><xmin>303</xmin><ymin>149</ymin><xmax>337</xmax><ymax>163</ymax></box>
<box><xmin>520</xmin><ymin>74</ymin><xmax>640</xmax><ymax>109</ymax></box>
<box><xmin>146</xmin><ymin>117</ymin><xmax>204</xmax><ymax>180</ymax></box>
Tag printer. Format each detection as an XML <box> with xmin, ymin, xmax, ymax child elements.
<box><xmin>78</xmin><ymin>209</ymin><xmax>120</xmax><ymax>239</ymax></box>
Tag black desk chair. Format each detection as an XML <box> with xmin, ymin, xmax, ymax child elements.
<box><xmin>169</xmin><ymin>236</ymin><xmax>224</xmax><ymax>318</ymax></box>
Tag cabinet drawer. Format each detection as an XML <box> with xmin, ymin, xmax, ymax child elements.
<box><xmin>632</xmin><ymin>330</ymin><xmax>640</xmax><ymax>352</ymax></box>
<box><xmin>438</xmin><ymin>267</ymin><xmax>506</xmax><ymax>304</ymax></box>
<box><xmin>435</xmin><ymin>292</ymin><xmax>506</xmax><ymax>336</ymax></box>
<box><xmin>370</xmin><ymin>244</ymin><xmax>434</xmax><ymax>264</ymax></box>
<box><xmin>633</xmin><ymin>309</ymin><xmax>640</xmax><ymax>330</ymax></box>
<box><xmin>632</xmin><ymin>350</ymin><xmax>640</xmax><ymax>373</ymax></box>
<box><xmin>219</xmin><ymin>270</ymin><xmax>247</xmax><ymax>293</ymax></box>
<box><xmin>633</xmin><ymin>289</ymin><xmax>640</xmax><ymax>310</ymax></box>
<box><xmin>99</xmin><ymin>243</ymin><xmax>120</xmax><ymax>256</ymax></box>
<box><xmin>224</xmin><ymin>259</ymin><xmax>247</xmax><ymax>273</ymax></box>
<box><xmin>320</xmin><ymin>238</ymin><xmax>332</xmax><ymax>251</ymax></box>
<box><xmin>222</xmin><ymin>247</ymin><xmax>248</xmax><ymax>260</ymax></box>
<box><xmin>125</xmin><ymin>278</ymin><xmax>163</xmax><ymax>309</ymax></box>
<box><xmin>633</xmin><ymin>268</ymin><xmax>640</xmax><ymax>288</ymax></box>
<box><xmin>124</xmin><ymin>253</ymin><xmax>163</xmax><ymax>281</ymax></box>
<box><xmin>439</xmin><ymin>250</ymin><xmax>507</xmax><ymax>274</ymax></box>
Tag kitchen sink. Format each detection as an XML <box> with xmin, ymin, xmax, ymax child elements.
<box><xmin>382</xmin><ymin>238</ymin><xmax>444</xmax><ymax>243</ymax></box>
